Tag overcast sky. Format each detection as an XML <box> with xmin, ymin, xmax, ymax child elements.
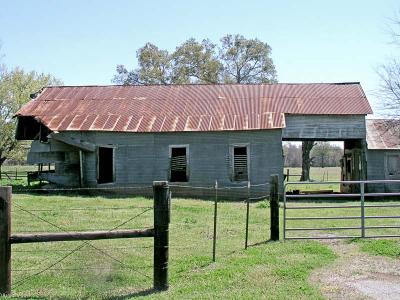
<box><xmin>1</xmin><ymin>0</ymin><xmax>399</xmax><ymax>116</ymax></box>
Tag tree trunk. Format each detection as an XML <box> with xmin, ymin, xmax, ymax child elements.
<box><xmin>300</xmin><ymin>141</ymin><xmax>315</xmax><ymax>181</ymax></box>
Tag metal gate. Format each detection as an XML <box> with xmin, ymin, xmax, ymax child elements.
<box><xmin>283</xmin><ymin>180</ymin><xmax>400</xmax><ymax>240</ymax></box>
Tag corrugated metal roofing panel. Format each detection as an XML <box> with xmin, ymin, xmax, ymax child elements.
<box><xmin>366</xmin><ymin>119</ymin><xmax>400</xmax><ymax>150</ymax></box>
<box><xmin>16</xmin><ymin>83</ymin><xmax>372</xmax><ymax>133</ymax></box>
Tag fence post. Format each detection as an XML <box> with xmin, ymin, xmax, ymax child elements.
<box><xmin>0</xmin><ymin>186</ymin><xmax>11</xmax><ymax>295</ymax></box>
<box><xmin>153</xmin><ymin>181</ymin><xmax>170</xmax><ymax>291</ymax></box>
<box><xmin>245</xmin><ymin>181</ymin><xmax>250</xmax><ymax>249</ymax></box>
<box><xmin>270</xmin><ymin>174</ymin><xmax>279</xmax><ymax>241</ymax></box>
<box><xmin>360</xmin><ymin>182</ymin><xmax>365</xmax><ymax>238</ymax></box>
<box><xmin>212</xmin><ymin>180</ymin><xmax>218</xmax><ymax>262</ymax></box>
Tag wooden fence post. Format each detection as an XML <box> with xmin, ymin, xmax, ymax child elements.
<box><xmin>153</xmin><ymin>181</ymin><xmax>170</xmax><ymax>291</ymax></box>
<box><xmin>270</xmin><ymin>175</ymin><xmax>279</xmax><ymax>241</ymax></box>
<box><xmin>0</xmin><ymin>186</ymin><xmax>11</xmax><ymax>295</ymax></box>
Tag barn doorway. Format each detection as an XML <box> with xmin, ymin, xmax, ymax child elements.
<box><xmin>97</xmin><ymin>146</ymin><xmax>115</xmax><ymax>184</ymax></box>
<box><xmin>282</xmin><ymin>139</ymin><xmax>366</xmax><ymax>193</ymax></box>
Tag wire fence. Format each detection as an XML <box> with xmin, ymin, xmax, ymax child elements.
<box><xmin>7</xmin><ymin>185</ymin><xmax>156</xmax><ymax>295</ymax></box>
<box><xmin>7</xmin><ymin>180</ymin><xmax>273</xmax><ymax>297</ymax></box>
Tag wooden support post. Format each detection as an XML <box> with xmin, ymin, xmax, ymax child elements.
<box><xmin>0</xmin><ymin>187</ymin><xmax>11</xmax><ymax>295</ymax></box>
<box><xmin>270</xmin><ymin>175</ymin><xmax>279</xmax><ymax>241</ymax></box>
<box><xmin>153</xmin><ymin>181</ymin><xmax>170</xmax><ymax>291</ymax></box>
<box><xmin>212</xmin><ymin>180</ymin><xmax>218</xmax><ymax>262</ymax></box>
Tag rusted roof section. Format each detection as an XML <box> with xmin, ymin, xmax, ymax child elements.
<box><xmin>16</xmin><ymin>83</ymin><xmax>372</xmax><ymax>132</ymax></box>
<box><xmin>367</xmin><ymin>119</ymin><xmax>400</xmax><ymax>150</ymax></box>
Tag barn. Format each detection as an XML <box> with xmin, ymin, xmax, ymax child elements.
<box><xmin>366</xmin><ymin>119</ymin><xmax>400</xmax><ymax>192</ymax></box>
<box><xmin>15</xmin><ymin>83</ymin><xmax>373</xmax><ymax>197</ymax></box>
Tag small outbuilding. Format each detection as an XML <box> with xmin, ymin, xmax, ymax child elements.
<box><xmin>366</xmin><ymin>119</ymin><xmax>400</xmax><ymax>192</ymax></box>
<box><xmin>15</xmin><ymin>83</ymin><xmax>373</xmax><ymax>197</ymax></box>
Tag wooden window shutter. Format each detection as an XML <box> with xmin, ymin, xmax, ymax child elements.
<box><xmin>233</xmin><ymin>146</ymin><xmax>248</xmax><ymax>181</ymax></box>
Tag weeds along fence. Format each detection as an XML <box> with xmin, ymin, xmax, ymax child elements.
<box><xmin>0</xmin><ymin>182</ymin><xmax>170</xmax><ymax>296</ymax></box>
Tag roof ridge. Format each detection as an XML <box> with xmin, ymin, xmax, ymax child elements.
<box><xmin>42</xmin><ymin>82</ymin><xmax>361</xmax><ymax>89</ymax></box>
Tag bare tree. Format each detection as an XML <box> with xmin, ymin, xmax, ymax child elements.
<box><xmin>378</xmin><ymin>12</ymin><xmax>400</xmax><ymax>117</ymax></box>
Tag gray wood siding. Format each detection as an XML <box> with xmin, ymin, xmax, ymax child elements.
<box><xmin>61</xmin><ymin>130</ymin><xmax>284</xmax><ymax>197</ymax></box>
<box><xmin>367</xmin><ymin>149</ymin><xmax>400</xmax><ymax>193</ymax></box>
<box><xmin>283</xmin><ymin>115</ymin><xmax>366</xmax><ymax>140</ymax></box>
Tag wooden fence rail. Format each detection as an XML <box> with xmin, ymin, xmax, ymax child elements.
<box><xmin>0</xmin><ymin>181</ymin><xmax>170</xmax><ymax>295</ymax></box>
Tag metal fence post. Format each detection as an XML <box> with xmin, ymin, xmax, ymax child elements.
<box><xmin>270</xmin><ymin>174</ymin><xmax>279</xmax><ymax>241</ymax></box>
<box><xmin>0</xmin><ymin>186</ymin><xmax>11</xmax><ymax>295</ymax></box>
<box><xmin>245</xmin><ymin>181</ymin><xmax>250</xmax><ymax>249</ymax></box>
<box><xmin>360</xmin><ymin>182</ymin><xmax>365</xmax><ymax>238</ymax></box>
<box><xmin>212</xmin><ymin>180</ymin><xmax>218</xmax><ymax>262</ymax></box>
<box><xmin>153</xmin><ymin>181</ymin><xmax>170</xmax><ymax>291</ymax></box>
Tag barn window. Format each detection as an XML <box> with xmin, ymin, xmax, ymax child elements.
<box><xmin>386</xmin><ymin>154</ymin><xmax>400</xmax><ymax>177</ymax></box>
<box><xmin>232</xmin><ymin>145</ymin><xmax>249</xmax><ymax>182</ymax></box>
<box><xmin>97</xmin><ymin>146</ymin><xmax>115</xmax><ymax>184</ymax></box>
<box><xmin>170</xmin><ymin>146</ymin><xmax>189</xmax><ymax>182</ymax></box>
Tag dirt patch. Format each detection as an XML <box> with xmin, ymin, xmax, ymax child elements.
<box><xmin>310</xmin><ymin>239</ymin><xmax>400</xmax><ymax>299</ymax></box>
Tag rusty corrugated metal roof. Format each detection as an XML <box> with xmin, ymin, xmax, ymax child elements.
<box><xmin>367</xmin><ymin>119</ymin><xmax>400</xmax><ymax>150</ymax></box>
<box><xmin>16</xmin><ymin>83</ymin><xmax>372</xmax><ymax>133</ymax></box>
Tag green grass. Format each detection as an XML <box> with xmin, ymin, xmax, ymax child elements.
<box><xmin>284</xmin><ymin>167</ymin><xmax>341</xmax><ymax>192</ymax></box>
<box><xmin>1</xmin><ymin>193</ymin><xmax>337</xmax><ymax>299</ymax></box>
<box><xmin>351</xmin><ymin>239</ymin><xmax>400</xmax><ymax>258</ymax></box>
<box><xmin>0</xmin><ymin>165</ymin><xmax>37</xmax><ymax>187</ymax></box>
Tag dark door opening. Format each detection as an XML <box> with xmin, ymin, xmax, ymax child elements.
<box><xmin>98</xmin><ymin>147</ymin><xmax>114</xmax><ymax>184</ymax></box>
<box><xmin>170</xmin><ymin>147</ymin><xmax>188</xmax><ymax>182</ymax></box>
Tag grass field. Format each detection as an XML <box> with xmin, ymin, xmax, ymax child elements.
<box><xmin>284</xmin><ymin>167</ymin><xmax>341</xmax><ymax>192</ymax></box>
<box><xmin>0</xmin><ymin>165</ymin><xmax>398</xmax><ymax>299</ymax></box>
<box><xmin>2</xmin><ymin>192</ymin><xmax>337</xmax><ymax>299</ymax></box>
<box><xmin>0</xmin><ymin>190</ymin><xmax>398</xmax><ymax>299</ymax></box>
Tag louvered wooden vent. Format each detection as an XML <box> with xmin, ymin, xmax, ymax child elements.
<box><xmin>234</xmin><ymin>147</ymin><xmax>248</xmax><ymax>181</ymax></box>
<box><xmin>170</xmin><ymin>147</ymin><xmax>188</xmax><ymax>182</ymax></box>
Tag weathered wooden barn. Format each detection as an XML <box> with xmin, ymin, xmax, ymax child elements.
<box><xmin>15</xmin><ymin>83</ymin><xmax>373</xmax><ymax>197</ymax></box>
<box><xmin>366</xmin><ymin>119</ymin><xmax>400</xmax><ymax>192</ymax></box>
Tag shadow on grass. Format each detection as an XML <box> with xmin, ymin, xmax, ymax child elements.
<box><xmin>248</xmin><ymin>239</ymin><xmax>277</xmax><ymax>248</ymax></box>
<box><xmin>105</xmin><ymin>288</ymin><xmax>163</xmax><ymax>299</ymax></box>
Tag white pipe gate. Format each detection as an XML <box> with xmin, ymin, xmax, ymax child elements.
<box><xmin>283</xmin><ymin>180</ymin><xmax>400</xmax><ymax>240</ymax></box>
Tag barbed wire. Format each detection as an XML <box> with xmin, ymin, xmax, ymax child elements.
<box><xmin>12</xmin><ymin>203</ymin><xmax>153</xmax><ymax>287</ymax></box>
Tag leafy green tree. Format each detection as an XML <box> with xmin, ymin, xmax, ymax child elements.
<box><xmin>219</xmin><ymin>34</ymin><xmax>277</xmax><ymax>83</ymax></box>
<box><xmin>0</xmin><ymin>67</ymin><xmax>61</xmax><ymax>177</ymax></box>
<box><xmin>172</xmin><ymin>38</ymin><xmax>221</xmax><ymax>84</ymax></box>
<box><xmin>112</xmin><ymin>34</ymin><xmax>277</xmax><ymax>85</ymax></box>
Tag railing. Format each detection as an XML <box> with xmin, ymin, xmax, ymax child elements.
<box><xmin>283</xmin><ymin>180</ymin><xmax>400</xmax><ymax>240</ymax></box>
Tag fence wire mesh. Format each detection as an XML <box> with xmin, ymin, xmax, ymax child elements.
<box><xmin>8</xmin><ymin>180</ymin><xmax>272</xmax><ymax>298</ymax></box>
<box><xmin>10</xmin><ymin>185</ymin><xmax>155</xmax><ymax>297</ymax></box>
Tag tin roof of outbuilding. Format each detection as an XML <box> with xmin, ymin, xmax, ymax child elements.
<box><xmin>16</xmin><ymin>82</ymin><xmax>372</xmax><ymax>133</ymax></box>
<box><xmin>367</xmin><ymin>119</ymin><xmax>400</xmax><ymax>150</ymax></box>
